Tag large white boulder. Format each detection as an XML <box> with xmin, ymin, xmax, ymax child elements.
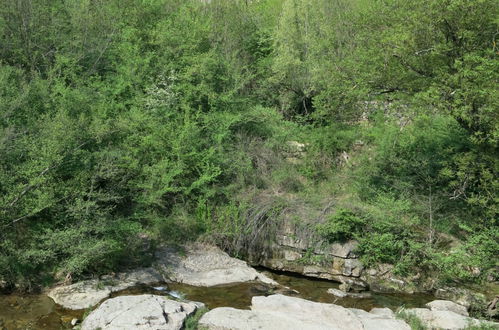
<box><xmin>406</xmin><ymin>308</ymin><xmax>483</xmax><ymax>330</ymax></box>
<box><xmin>370</xmin><ymin>307</ymin><xmax>395</xmax><ymax>318</ymax></box>
<box><xmin>199</xmin><ymin>307</ymin><xmax>319</xmax><ymax>330</ymax></box>
<box><xmin>48</xmin><ymin>280</ymin><xmax>111</xmax><ymax>310</ymax></box>
<box><xmin>81</xmin><ymin>294</ymin><xmax>204</xmax><ymax>330</ymax></box>
<box><xmin>200</xmin><ymin>294</ymin><xmax>409</xmax><ymax>330</ymax></box>
<box><xmin>348</xmin><ymin>308</ymin><xmax>410</xmax><ymax>330</ymax></box>
<box><xmin>48</xmin><ymin>267</ymin><xmax>163</xmax><ymax>310</ymax></box>
<box><xmin>155</xmin><ymin>244</ymin><xmax>277</xmax><ymax>287</ymax></box>
<box><xmin>426</xmin><ymin>300</ymin><xmax>469</xmax><ymax>316</ymax></box>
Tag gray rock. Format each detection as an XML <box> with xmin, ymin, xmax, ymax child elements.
<box><xmin>48</xmin><ymin>280</ymin><xmax>111</xmax><ymax>310</ymax></box>
<box><xmin>299</xmin><ymin>265</ymin><xmax>367</xmax><ymax>289</ymax></box>
<box><xmin>405</xmin><ymin>308</ymin><xmax>487</xmax><ymax>330</ymax></box>
<box><xmin>364</xmin><ymin>263</ymin><xmax>394</xmax><ymax>278</ymax></box>
<box><xmin>426</xmin><ymin>300</ymin><xmax>469</xmax><ymax>316</ymax></box>
<box><xmin>327</xmin><ymin>240</ymin><xmax>359</xmax><ymax>258</ymax></box>
<box><xmin>283</xmin><ymin>249</ymin><xmax>302</xmax><ymax>261</ymax></box>
<box><xmin>348</xmin><ymin>308</ymin><xmax>410</xmax><ymax>330</ymax></box>
<box><xmin>48</xmin><ymin>267</ymin><xmax>164</xmax><ymax>310</ymax></box>
<box><xmin>200</xmin><ymin>307</ymin><xmax>304</xmax><ymax>330</ymax></box>
<box><xmin>327</xmin><ymin>288</ymin><xmax>371</xmax><ymax>299</ymax></box>
<box><xmin>363</xmin><ymin>275</ymin><xmax>418</xmax><ymax>294</ymax></box>
<box><xmin>273</xmin><ymin>285</ymin><xmax>300</xmax><ymax>295</ymax></box>
<box><xmin>200</xmin><ymin>294</ymin><xmax>409</xmax><ymax>330</ymax></box>
<box><xmin>303</xmin><ymin>265</ymin><xmax>327</xmax><ymax>277</ymax></box>
<box><xmin>327</xmin><ymin>288</ymin><xmax>348</xmax><ymax>297</ymax></box>
<box><xmin>340</xmin><ymin>277</ymin><xmax>368</xmax><ymax>291</ymax></box>
<box><xmin>155</xmin><ymin>244</ymin><xmax>278</xmax><ymax>287</ymax></box>
<box><xmin>81</xmin><ymin>294</ymin><xmax>204</xmax><ymax>330</ymax></box>
<box><xmin>359</xmin><ymin>314</ymin><xmax>411</xmax><ymax>330</ymax></box>
<box><xmin>370</xmin><ymin>307</ymin><xmax>395</xmax><ymax>318</ymax></box>
<box><xmin>251</xmin><ymin>294</ymin><xmax>364</xmax><ymax>330</ymax></box>
<box><xmin>339</xmin><ymin>282</ymin><xmax>351</xmax><ymax>292</ymax></box>
<box><xmin>343</xmin><ymin>258</ymin><xmax>363</xmax><ymax>277</ymax></box>
<box><xmin>347</xmin><ymin>291</ymin><xmax>372</xmax><ymax>299</ymax></box>
<box><xmin>117</xmin><ymin>267</ymin><xmax>163</xmax><ymax>285</ymax></box>
<box><xmin>277</xmin><ymin>235</ymin><xmax>309</xmax><ymax>250</ymax></box>
<box><xmin>435</xmin><ymin>287</ymin><xmax>486</xmax><ymax>309</ymax></box>
<box><xmin>263</xmin><ymin>235</ymin><xmax>370</xmax><ymax>288</ymax></box>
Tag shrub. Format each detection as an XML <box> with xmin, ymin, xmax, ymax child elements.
<box><xmin>316</xmin><ymin>209</ymin><xmax>365</xmax><ymax>242</ymax></box>
<box><xmin>357</xmin><ymin>233</ymin><xmax>406</xmax><ymax>267</ymax></box>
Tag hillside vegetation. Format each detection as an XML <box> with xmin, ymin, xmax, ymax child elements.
<box><xmin>0</xmin><ymin>0</ymin><xmax>497</xmax><ymax>290</ymax></box>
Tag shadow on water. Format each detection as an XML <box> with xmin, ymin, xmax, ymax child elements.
<box><xmin>0</xmin><ymin>268</ymin><xmax>435</xmax><ymax>329</ymax></box>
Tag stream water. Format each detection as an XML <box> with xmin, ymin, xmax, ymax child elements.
<box><xmin>0</xmin><ymin>270</ymin><xmax>435</xmax><ymax>329</ymax></box>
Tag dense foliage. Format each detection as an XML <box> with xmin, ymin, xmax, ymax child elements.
<box><xmin>0</xmin><ymin>0</ymin><xmax>497</xmax><ymax>290</ymax></box>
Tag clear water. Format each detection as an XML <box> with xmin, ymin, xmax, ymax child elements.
<box><xmin>0</xmin><ymin>294</ymin><xmax>80</xmax><ymax>330</ymax></box>
<box><xmin>0</xmin><ymin>270</ymin><xmax>439</xmax><ymax>330</ymax></box>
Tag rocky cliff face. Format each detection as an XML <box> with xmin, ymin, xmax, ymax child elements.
<box><xmin>245</xmin><ymin>215</ymin><xmax>433</xmax><ymax>294</ymax></box>
<box><xmin>260</xmin><ymin>234</ymin><xmax>366</xmax><ymax>289</ymax></box>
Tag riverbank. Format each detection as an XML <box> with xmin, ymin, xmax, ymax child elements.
<box><xmin>1</xmin><ymin>244</ymin><xmax>497</xmax><ymax>329</ymax></box>
<box><xmin>0</xmin><ymin>269</ymin><xmax>435</xmax><ymax>329</ymax></box>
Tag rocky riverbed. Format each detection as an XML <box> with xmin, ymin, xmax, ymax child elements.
<box><xmin>1</xmin><ymin>244</ymin><xmax>497</xmax><ymax>329</ymax></box>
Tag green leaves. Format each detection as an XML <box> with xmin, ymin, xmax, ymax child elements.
<box><xmin>0</xmin><ymin>0</ymin><xmax>496</xmax><ymax>290</ymax></box>
<box><xmin>316</xmin><ymin>209</ymin><xmax>366</xmax><ymax>242</ymax></box>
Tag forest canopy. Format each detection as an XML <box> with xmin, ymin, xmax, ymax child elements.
<box><xmin>0</xmin><ymin>0</ymin><xmax>497</xmax><ymax>290</ymax></box>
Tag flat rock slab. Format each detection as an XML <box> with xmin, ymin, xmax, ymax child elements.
<box><xmin>81</xmin><ymin>294</ymin><xmax>204</xmax><ymax>330</ymax></box>
<box><xmin>426</xmin><ymin>299</ymin><xmax>469</xmax><ymax>316</ymax></box>
<box><xmin>406</xmin><ymin>307</ymin><xmax>497</xmax><ymax>330</ymax></box>
<box><xmin>48</xmin><ymin>280</ymin><xmax>111</xmax><ymax>310</ymax></box>
<box><xmin>348</xmin><ymin>308</ymin><xmax>410</xmax><ymax>330</ymax></box>
<box><xmin>155</xmin><ymin>244</ymin><xmax>277</xmax><ymax>287</ymax></box>
<box><xmin>370</xmin><ymin>307</ymin><xmax>395</xmax><ymax>318</ymax></box>
<box><xmin>434</xmin><ymin>287</ymin><xmax>486</xmax><ymax>308</ymax></box>
<box><xmin>199</xmin><ymin>294</ymin><xmax>410</xmax><ymax>330</ymax></box>
<box><xmin>48</xmin><ymin>267</ymin><xmax>163</xmax><ymax>310</ymax></box>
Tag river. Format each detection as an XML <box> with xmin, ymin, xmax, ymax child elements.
<box><xmin>0</xmin><ymin>269</ymin><xmax>434</xmax><ymax>329</ymax></box>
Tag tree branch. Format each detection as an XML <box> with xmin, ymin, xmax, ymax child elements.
<box><xmin>392</xmin><ymin>54</ymin><xmax>433</xmax><ymax>78</ymax></box>
<box><xmin>4</xmin><ymin>141</ymin><xmax>88</xmax><ymax>210</ymax></box>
